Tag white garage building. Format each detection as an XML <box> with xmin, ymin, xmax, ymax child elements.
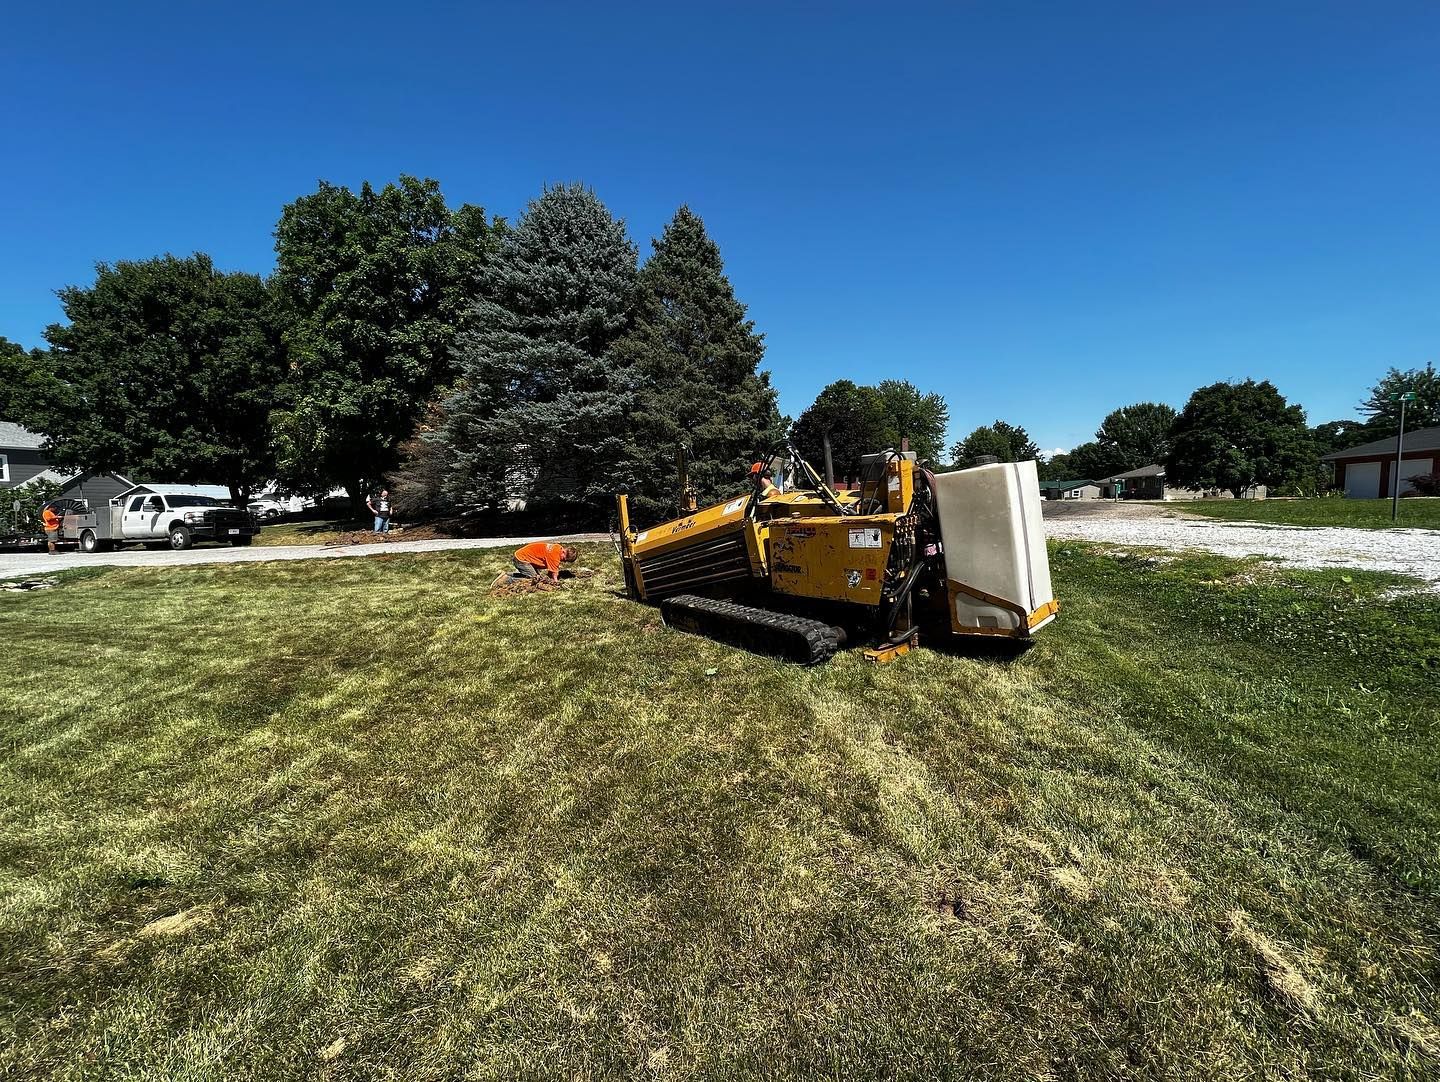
<box><xmin>1321</xmin><ymin>426</ymin><xmax>1440</xmax><ymax>498</ymax></box>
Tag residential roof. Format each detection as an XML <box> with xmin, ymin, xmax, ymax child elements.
<box><xmin>1321</xmin><ymin>425</ymin><xmax>1440</xmax><ymax>461</ymax></box>
<box><xmin>1039</xmin><ymin>478</ymin><xmax>1096</xmax><ymax>490</ymax></box>
<box><xmin>0</xmin><ymin>421</ymin><xmax>46</xmax><ymax>450</ymax></box>
<box><xmin>1097</xmin><ymin>464</ymin><xmax>1166</xmax><ymax>482</ymax></box>
<box><xmin>60</xmin><ymin>470</ymin><xmax>136</xmax><ymax>489</ymax></box>
<box><xmin>119</xmin><ymin>483</ymin><xmax>234</xmax><ymax>501</ymax></box>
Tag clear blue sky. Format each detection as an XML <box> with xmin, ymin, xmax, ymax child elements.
<box><xmin>4</xmin><ymin>2</ymin><xmax>1437</xmax><ymax>453</ymax></box>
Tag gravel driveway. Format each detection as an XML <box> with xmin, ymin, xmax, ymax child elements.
<box><xmin>0</xmin><ymin>533</ymin><xmax>606</xmax><ymax>581</ymax></box>
<box><xmin>1042</xmin><ymin>511</ymin><xmax>1440</xmax><ymax>590</ymax></box>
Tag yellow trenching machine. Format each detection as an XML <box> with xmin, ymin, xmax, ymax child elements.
<box><xmin>615</xmin><ymin>448</ymin><xmax>1057</xmax><ymax>664</ymax></box>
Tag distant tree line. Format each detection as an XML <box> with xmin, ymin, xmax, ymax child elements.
<box><xmin>2</xmin><ymin>180</ymin><xmax>780</xmax><ymax>522</ymax></box>
<box><xmin>4</xmin><ymin>171</ymin><xmax>1435</xmax><ymax>517</ymax></box>
<box><xmin>788</xmin><ymin>363</ymin><xmax>1435</xmax><ymax>500</ymax></box>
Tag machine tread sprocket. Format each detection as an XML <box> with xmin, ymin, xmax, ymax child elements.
<box><xmin>660</xmin><ymin>594</ymin><xmax>842</xmax><ymax>665</ymax></box>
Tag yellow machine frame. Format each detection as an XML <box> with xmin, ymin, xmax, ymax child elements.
<box><xmin>618</xmin><ymin>452</ymin><xmax>1056</xmax><ymax>660</ymax></box>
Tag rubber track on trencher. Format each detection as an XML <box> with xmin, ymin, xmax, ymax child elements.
<box><xmin>659</xmin><ymin>594</ymin><xmax>842</xmax><ymax>665</ymax></box>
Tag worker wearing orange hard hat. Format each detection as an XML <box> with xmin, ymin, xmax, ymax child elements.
<box><xmin>750</xmin><ymin>462</ymin><xmax>779</xmax><ymax>498</ymax></box>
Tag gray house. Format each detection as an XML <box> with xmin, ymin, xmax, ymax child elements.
<box><xmin>55</xmin><ymin>471</ymin><xmax>139</xmax><ymax>508</ymax></box>
<box><xmin>0</xmin><ymin>421</ymin><xmax>65</xmax><ymax>491</ymax></box>
<box><xmin>1095</xmin><ymin>464</ymin><xmax>1266</xmax><ymax>501</ymax></box>
<box><xmin>1096</xmin><ymin>464</ymin><xmax>1167</xmax><ymax>500</ymax></box>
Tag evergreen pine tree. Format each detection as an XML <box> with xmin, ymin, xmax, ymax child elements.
<box><xmin>611</xmin><ymin>206</ymin><xmax>783</xmax><ymax>520</ymax></box>
<box><xmin>445</xmin><ymin>185</ymin><xmax>638</xmax><ymax>520</ymax></box>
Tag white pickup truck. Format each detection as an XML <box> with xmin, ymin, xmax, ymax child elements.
<box><xmin>62</xmin><ymin>491</ymin><xmax>261</xmax><ymax>552</ymax></box>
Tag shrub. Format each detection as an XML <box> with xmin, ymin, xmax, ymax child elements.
<box><xmin>4</xmin><ymin>477</ymin><xmax>62</xmax><ymax>533</ymax></box>
<box><xmin>1404</xmin><ymin>471</ymin><xmax>1440</xmax><ymax>497</ymax></box>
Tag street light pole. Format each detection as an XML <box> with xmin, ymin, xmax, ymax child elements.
<box><xmin>1390</xmin><ymin>391</ymin><xmax>1416</xmax><ymax>522</ymax></box>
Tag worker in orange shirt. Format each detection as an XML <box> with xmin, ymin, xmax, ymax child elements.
<box><xmin>511</xmin><ymin>542</ymin><xmax>577</xmax><ymax>584</ymax></box>
<box><xmin>41</xmin><ymin>503</ymin><xmax>62</xmax><ymax>555</ymax></box>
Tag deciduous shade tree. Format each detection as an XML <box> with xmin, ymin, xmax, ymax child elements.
<box><xmin>42</xmin><ymin>254</ymin><xmax>284</xmax><ymax>503</ymax></box>
<box><xmin>388</xmin><ymin>395</ymin><xmax>453</xmax><ymax>518</ymax></box>
<box><xmin>270</xmin><ymin>175</ymin><xmax>501</xmax><ymax>509</ymax></box>
<box><xmin>1095</xmin><ymin>402</ymin><xmax>1177</xmax><ymax>472</ymax></box>
<box><xmin>1310</xmin><ymin>420</ymin><xmax>1365</xmax><ymax>459</ymax></box>
<box><xmin>790</xmin><ymin>381</ymin><xmax>896</xmax><ymax>482</ymax></box>
<box><xmin>444</xmin><ymin>184</ymin><xmax>638</xmax><ymax>521</ymax></box>
<box><xmin>950</xmin><ymin>420</ymin><xmax>1040</xmax><ymax>468</ymax></box>
<box><xmin>610</xmin><ymin>206</ymin><xmax>783</xmax><ymax>521</ymax></box>
<box><xmin>1358</xmin><ymin>362</ymin><xmax>1439</xmax><ymax>438</ymax></box>
<box><xmin>1065</xmin><ymin>443</ymin><xmax>1128</xmax><ymax>481</ymax></box>
<box><xmin>874</xmin><ymin>380</ymin><xmax>949</xmax><ymax>465</ymax></box>
<box><xmin>0</xmin><ymin>337</ymin><xmax>69</xmax><ymax>427</ymax></box>
<box><xmin>1166</xmin><ymin>380</ymin><xmax>1316</xmax><ymax>498</ymax></box>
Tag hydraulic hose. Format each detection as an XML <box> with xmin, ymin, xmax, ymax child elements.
<box><xmin>882</xmin><ymin>554</ymin><xmax>929</xmax><ymax>641</ymax></box>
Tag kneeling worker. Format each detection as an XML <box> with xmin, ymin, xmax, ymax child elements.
<box><xmin>512</xmin><ymin>541</ymin><xmax>578</xmax><ymax>584</ymax></box>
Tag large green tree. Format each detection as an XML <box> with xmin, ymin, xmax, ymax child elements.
<box><xmin>42</xmin><ymin>254</ymin><xmax>284</xmax><ymax>503</ymax></box>
<box><xmin>790</xmin><ymin>380</ymin><xmax>896</xmax><ymax>482</ymax></box>
<box><xmin>950</xmin><ymin>420</ymin><xmax>1039</xmax><ymax>467</ymax></box>
<box><xmin>1311</xmin><ymin>419</ymin><xmax>1365</xmax><ymax>457</ymax></box>
<box><xmin>874</xmin><ymin>380</ymin><xmax>949</xmax><ymax>464</ymax></box>
<box><xmin>1166</xmin><ymin>380</ymin><xmax>1315</xmax><ymax>497</ymax></box>
<box><xmin>1095</xmin><ymin>401</ymin><xmax>1177</xmax><ymax>471</ymax></box>
<box><xmin>790</xmin><ymin>378</ymin><xmax>950</xmax><ymax>480</ymax></box>
<box><xmin>610</xmin><ymin>206</ymin><xmax>783</xmax><ymax>521</ymax></box>
<box><xmin>270</xmin><ymin>175</ymin><xmax>501</xmax><ymax>507</ymax></box>
<box><xmin>444</xmin><ymin>184</ymin><xmax>638</xmax><ymax>521</ymax></box>
<box><xmin>1063</xmin><ymin>441</ymin><xmax>1125</xmax><ymax>480</ymax></box>
<box><xmin>1358</xmin><ymin>362</ymin><xmax>1439</xmax><ymax>438</ymax></box>
<box><xmin>0</xmin><ymin>337</ymin><xmax>69</xmax><ymax>426</ymax></box>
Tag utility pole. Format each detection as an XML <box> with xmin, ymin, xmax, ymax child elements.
<box><xmin>1390</xmin><ymin>391</ymin><xmax>1416</xmax><ymax>522</ymax></box>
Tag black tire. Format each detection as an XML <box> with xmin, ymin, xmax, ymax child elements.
<box><xmin>230</xmin><ymin>537</ymin><xmax>253</xmax><ymax>547</ymax></box>
<box><xmin>79</xmin><ymin>529</ymin><xmax>99</xmax><ymax>553</ymax></box>
<box><xmin>168</xmin><ymin>525</ymin><xmax>193</xmax><ymax>551</ymax></box>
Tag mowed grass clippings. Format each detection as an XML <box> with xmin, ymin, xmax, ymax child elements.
<box><xmin>1</xmin><ymin>543</ymin><xmax>1437</xmax><ymax>1080</ymax></box>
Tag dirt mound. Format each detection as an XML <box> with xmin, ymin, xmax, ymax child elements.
<box><xmin>486</xmin><ymin>567</ymin><xmax>594</xmax><ymax>596</ymax></box>
<box><xmin>321</xmin><ymin>525</ymin><xmax>451</xmax><ymax>547</ymax></box>
<box><xmin>488</xmin><ymin>577</ymin><xmax>560</xmax><ymax>597</ymax></box>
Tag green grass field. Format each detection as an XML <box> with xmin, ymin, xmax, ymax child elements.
<box><xmin>1181</xmin><ymin>497</ymin><xmax>1440</xmax><ymax>529</ymax></box>
<box><xmin>2</xmin><ymin>543</ymin><xmax>1438</xmax><ymax>1079</ymax></box>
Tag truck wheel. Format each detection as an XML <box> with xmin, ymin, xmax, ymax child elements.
<box><xmin>168</xmin><ymin>525</ymin><xmax>194</xmax><ymax>551</ymax></box>
<box><xmin>230</xmin><ymin>537</ymin><xmax>253</xmax><ymax>547</ymax></box>
<box><xmin>79</xmin><ymin>529</ymin><xmax>99</xmax><ymax>553</ymax></box>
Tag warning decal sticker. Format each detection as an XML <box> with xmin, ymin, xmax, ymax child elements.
<box><xmin>848</xmin><ymin>527</ymin><xmax>882</xmax><ymax>549</ymax></box>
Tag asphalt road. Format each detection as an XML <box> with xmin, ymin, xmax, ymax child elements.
<box><xmin>0</xmin><ymin>533</ymin><xmax>607</xmax><ymax>581</ymax></box>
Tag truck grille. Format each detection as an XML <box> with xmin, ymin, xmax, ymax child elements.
<box><xmin>210</xmin><ymin>509</ymin><xmax>251</xmax><ymax>529</ymax></box>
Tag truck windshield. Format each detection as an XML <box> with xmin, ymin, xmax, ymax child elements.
<box><xmin>167</xmin><ymin>495</ymin><xmax>228</xmax><ymax>507</ymax></box>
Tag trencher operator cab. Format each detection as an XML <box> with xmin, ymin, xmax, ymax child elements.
<box><xmin>615</xmin><ymin>447</ymin><xmax>1057</xmax><ymax>664</ymax></box>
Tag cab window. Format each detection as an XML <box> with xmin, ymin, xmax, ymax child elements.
<box><xmin>145</xmin><ymin>496</ymin><xmax>165</xmax><ymax>512</ymax></box>
<box><xmin>128</xmin><ymin>496</ymin><xmax>146</xmax><ymax>512</ymax></box>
